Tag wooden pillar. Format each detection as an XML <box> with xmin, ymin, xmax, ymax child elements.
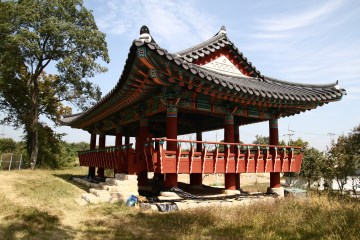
<box><xmin>269</xmin><ymin>119</ymin><xmax>280</xmax><ymax>188</ymax></box>
<box><xmin>190</xmin><ymin>131</ymin><xmax>203</xmax><ymax>186</ymax></box>
<box><xmin>136</xmin><ymin>117</ymin><xmax>149</xmax><ymax>186</ymax></box>
<box><xmin>234</xmin><ymin>124</ymin><xmax>241</xmax><ymax>190</ymax></box>
<box><xmin>224</xmin><ymin>114</ymin><xmax>236</xmax><ymax>190</ymax></box>
<box><xmin>97</xmin><ymin>132</ymin><xmax>106</xmax><ymax>178</ymax></box>
<box><xmin>114</xmin><ymin>126</ymin><xmax>122</xmax><ymax>175</ymax></box>
<box><xmin>88</xmin><ymin>133</ymin><xmax>97</xmax><ymax>177</ymax></box>
<box><xmin>165</xmin><ymin>104</ymin><xmax>178</xmax><ymax>188</ymax></box>
<box><xmin>115</xmin><ymin>125</ymin><xmax>123</xmax><ymax>146</ymax></box>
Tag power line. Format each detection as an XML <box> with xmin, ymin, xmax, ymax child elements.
<box><xmin>289</xmin><ymin>129</ymin><xmax>339</xmax><ymax>136</ymax></box>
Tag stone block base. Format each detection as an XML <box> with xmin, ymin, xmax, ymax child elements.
<box><xmin>267</xmin><ymin>187</ymin><xmax>284</xmax><ymax>198</ymax></box>
<box><xmin>222</xmin><ymin>189</ymin><xmax>241</xmax><ymax>195</ymax></box>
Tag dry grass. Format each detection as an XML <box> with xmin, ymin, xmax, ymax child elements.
<box><xmin>0</xmin><ymin>168</ymin><xmax>359</xmax><ymax>239</ymax></box>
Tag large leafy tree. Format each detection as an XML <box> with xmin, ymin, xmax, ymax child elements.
<box><xmin>324</xmin><ymin>124</ymin><xmax>360</xmax><ymax>193</ymax></box>
<box><xmin>300</xmin><ymin>147</ymin><xmax>325</xmax><ymax>189</ymax></box>
<box><xmin>0</xmin><ymin>0</ymin><xmax>109</xmax><ymax>168</ymax></box>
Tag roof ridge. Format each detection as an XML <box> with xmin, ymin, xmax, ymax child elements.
<box><xmin>176</xmin><ymin>34</ymin><xmax>226</xmax><ymax>56</ymax></box>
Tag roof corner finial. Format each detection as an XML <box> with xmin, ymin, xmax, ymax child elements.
<box><xmin>139</xmin><ymin>25</ymin><xmax>152</xmax><ymax>43</ymax></box>
<box><xmin>219</xmin><ymin>25</ymin><xmax>227</xmax><ymax>35</ymax></box>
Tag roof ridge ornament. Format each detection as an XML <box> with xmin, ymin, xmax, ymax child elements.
<box><xmin>139</xmin><ymin>25</ymin><xmax>152</xmax><ymax>43</ymax></box>
<box><xmin>218</xmin><ymin>25</ymin><xmax>227</xmax><ymax>35</ymax></box>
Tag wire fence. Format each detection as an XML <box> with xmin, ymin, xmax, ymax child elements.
<box><xmin>0</xmin><ymin>153</ymin><xmax>23</xmax><ymax>170</ymax></box>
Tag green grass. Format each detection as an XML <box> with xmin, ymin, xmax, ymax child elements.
<box><xmin>0</xmin><ymin>168</ymin><xmax>359</xmax><ymax>239</ymax></box>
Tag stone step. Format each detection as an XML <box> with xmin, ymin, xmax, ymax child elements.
<box><xmin>114</xmin><ymin>173</ymin><xmax>128</xmax><ymax>180</ymax></box>
<box><xmin>73</xmin><ymin>177</ymin><xmax>101</xmax><ymax>188</ymax></box>
<box><xmin>74</xmin><ymin>197</ymin><xmax>88</xmax><ymax>206</ymax></box>
<box><xmin>82</xmin><ymin>193</ymin><xmax>100</xmax><ymax>204</ymax></box>
<box><xmin>102</xmin><ymin>185</ymin><xmax>121</xmax><ymax>192</ymax></box>
<box><xmin>89</xmin><ymin>189</ymin><xmax>112</xmax><ymax>202</ymax></box>
<box><xmin>113</xmin><ymin>180</ymin><xmax>138</xmax><ymax>187</ymax></box>
<box><xmin>105</xmin><ymin>178</ymin><xmax>117</xmax><ymax>185</ymax></box>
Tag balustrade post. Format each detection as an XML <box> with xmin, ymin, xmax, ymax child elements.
<box><xmin>190</xmin><ymin>131</ymin><xmax>203</xmax><ymax>187</ymax></box>
<box><xmin>154</xmin><ymin>138</ymin><xmax>164</xmax><ymax>181</ymax></box>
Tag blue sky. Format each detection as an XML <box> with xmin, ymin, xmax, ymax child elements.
<box><xmin>1</xmin><ymin>0</ymin><xmax>359</xmax><ymax>151</ymax></box>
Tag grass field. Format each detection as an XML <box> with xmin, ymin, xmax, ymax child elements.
<box><xmin>0</xmin><ymin>168</ymin><xmax>359</xmax><ymax>240</ymax></box>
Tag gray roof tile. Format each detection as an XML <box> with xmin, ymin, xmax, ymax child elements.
<box><xmin>61</xmin><ymin>27</ymin><xmax>346</xmax><ymax>126</ymax></box>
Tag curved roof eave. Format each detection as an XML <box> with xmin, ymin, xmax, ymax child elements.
<box><xmin>59</xmin><ymin>26</ymin><xmax>347</xmax><ymax>127</ymax></box>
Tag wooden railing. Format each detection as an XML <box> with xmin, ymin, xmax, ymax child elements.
<box><xmin>78</xmin><ymin>144</ymin><xmax>133</xmax><ymax>172</ymax></box>
<box><xmin>77</xmin><ymin>139</ymin><xmax>304</xmax><ymax>175</ymax></box>
<box><xmin>144</xmin><ymin>138</ymin><xmax>304</xmax><ymax>174</ymax></box>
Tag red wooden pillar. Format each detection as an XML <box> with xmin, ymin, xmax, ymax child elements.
<box><xmin>190</xmin><ymin>131</ymin><xmax>202</xmax><ymax>186</ymax></box>
<box><xmin>224</xmin><ymin>114</ymin><xmax>236</xmax><ymax>190</ymax></box>
<box><xmin>136</xmin><ymin>117</ymin><xmax>149</xmax><ymax>186</ymax></box>
<box><xmin>114</xmin><ymin>125</ymin><xmax>122</xmax><ymax>175</ymax></box>
<box><xmin>234</xmin><ymin>124</ymin><xmax>241</xmax><ymax>190</ymax></box>
<box><xmin>269</xmin><ymin>119</ymin><xmax>280</xmax><ymax>188</ymax></box>
<box><xmin>88</xmin><ymin>133</ymin><xmax>97</xmax><ymax>177</ymax></box>
<box><xmin>165</xmin><ymin>104</ymin><xmax>178</xmax><ymax>188</ymax></box>
<box><xmin>97</xmin><ymin>132</ymin><xmax>106</xmax><ymax>178</ymax></box>
<box><xmin>115</xmin><ymin>125</ymin><xmax>123</xmax><ymax>146</ymax></box>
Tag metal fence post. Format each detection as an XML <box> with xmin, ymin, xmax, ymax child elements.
<box><xmin>18</xmin><ymin>154</ymin><xmax>23</xmax><ymax>170</ymax></box>
<box><xmin>8</xmin><ymin>153</ymin><xmax>13</xmax><ymax>171</ymax></box>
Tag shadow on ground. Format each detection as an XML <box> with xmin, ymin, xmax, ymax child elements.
<box><xmin>0</xmin><ymin>208</ymin><xmax>75</xmax><ymax>240</ymax></box>
<box><xmin>80</xmin><ymin>207</ymin><xmax>215</xmax><ymax>240</ymax></box>
<box><xmin>52</xmin><ymin>173</ymin><xmax>90</xmax><ymax>192</ymax></box>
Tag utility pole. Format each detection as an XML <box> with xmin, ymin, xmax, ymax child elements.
<box><xmin>283</xmin><ymin>125</ymin><xmax>294</xmax><ymax>145</ymax></box>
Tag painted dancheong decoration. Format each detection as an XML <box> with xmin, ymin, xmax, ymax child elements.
<box><xmin>60</xmin><ymin>26</ymin><xmax>346</xmax><ymax>191</ymax></box>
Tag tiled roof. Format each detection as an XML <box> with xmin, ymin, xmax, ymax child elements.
<box><xmin>142</xmin><ymin>38</ymin><xmax>345</xmax><ymax>104</ymax></box>
<box><xmin>60</xmin><ymin>26</ymin><xmax>346</xmax><ymax>126</ymax></box>
<box><xmin>177</xmin><ymin>27</ymin><xmax>262</xmax><ymax>78</ymax></box>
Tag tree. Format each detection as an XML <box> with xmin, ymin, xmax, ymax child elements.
<box><xmin>24</xmin><ymin>123</ymin><xmax>64</xmax><ymax>169</ymax></box>
<box><xmin>253</xmin><ymin>135</ymin><xmax>269</xmax><ymax>145</ymax></box>
<box><xmin>0</xmin><ymin>0</ymin><xmax>109</xmax><ymax>168</ymax></box>
<box><xmin>289</xmin><ymin>138</ymin><xmax>308</xmax><ymax>149</ymax></box>
<box><xmin>252</xmin><ymin>135</ymin><xmax>286</xmax><ymax>146</ymax></box>
<box><xmin>300</xmin><ymin>147</ymin><xmax>325</xmax><ymax>189</ymax></box>
<box><xmin>324</xmin><ymin>124</ymin><xmax>360</xmax><ymax>194</ymax></box>
<box><xmin>0</xmin><ymin>138</ymin><xmax>18</xmax><ymax>153</ymax></box>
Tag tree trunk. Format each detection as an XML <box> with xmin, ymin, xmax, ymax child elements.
<box><xmin>29</xmin><ymin>129</ymin><xmax>38</xmax><ymax>169</ymax></box>
<box><xmin>29</xmin><ymin>77</ymin><xmax>39</xmax><ymax>170</ymax></box>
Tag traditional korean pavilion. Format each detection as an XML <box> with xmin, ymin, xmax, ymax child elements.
<box><xmin>60</xmin><ymin>26</ymin><xmax>346</xmax><ymax>194</ymax></box>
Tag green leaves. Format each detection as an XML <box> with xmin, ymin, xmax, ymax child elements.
<box><xmin>0</xmin><ymin>0</ymin><xmax>109</xmax><ymax>165</ymax></box>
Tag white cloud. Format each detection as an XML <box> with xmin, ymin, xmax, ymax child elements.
<box><xmin>90</xmin><ymin>0</ymin><xmax>218</xmax><ymax>51</ymax></box>
<box><xmin>258</xmin><ymin>0</ymin><xmax>345</xmax><ymax>32</ymax></box>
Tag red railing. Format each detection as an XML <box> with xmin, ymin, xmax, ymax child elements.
<box><xmin>78</xmin><ymin>144</ymin><xmax>133</xmax><ymax>172</ymax></box>
<box><xmin>77</xmin><ymin>139</ymin><xmax>304</xmax><ymax>175</ymax></box>
<box><xmin>144</xmin><ymin>138</ymin><xmax>304</xmax><ymax>174</ymax></box>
